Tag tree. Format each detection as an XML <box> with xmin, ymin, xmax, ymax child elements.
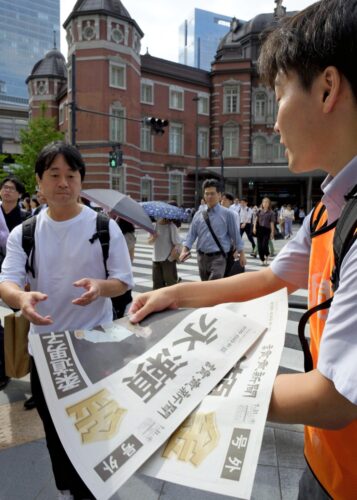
<box><xmin>6</xmin><ymin>104</ymin><xmax>64</xmax><ymax>194</ymax></box>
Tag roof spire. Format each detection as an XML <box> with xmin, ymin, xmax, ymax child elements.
<box><xmin>274</xmin><ymin>0</ymin><xmax>286</xmax><ymax>19</ymax></box>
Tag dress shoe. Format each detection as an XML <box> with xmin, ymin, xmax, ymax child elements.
<box><xmin>24</xmin><ymin>395</ymin><xmax>36</xmax><ymax>410</ymax></box>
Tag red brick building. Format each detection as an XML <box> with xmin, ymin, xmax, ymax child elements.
<box><xmin>26</xmin><ymin>0</ymin><xmax>324</xmax><ymax>211</ymax></box>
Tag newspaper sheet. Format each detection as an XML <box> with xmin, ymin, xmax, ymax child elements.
<box><xmin>30</xmin><ymin>302</ymin><xmax>269</xmax><ymax>500</ymax></box>
<box><xmin>141</xmin><ymin>289</ymin><xmax>288</xmax><ymax>499</ymax></box>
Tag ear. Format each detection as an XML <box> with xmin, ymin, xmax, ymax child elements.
<box><xmin>320</xmin><ymin>66</ymin><xmax>341</xmax><ymax>113</ymax></box>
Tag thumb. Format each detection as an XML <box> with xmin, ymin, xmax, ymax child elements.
<box><xmin>73</xmin><ymin>279</ymin><xmax>88</xmax><ymax>288</ymax></box>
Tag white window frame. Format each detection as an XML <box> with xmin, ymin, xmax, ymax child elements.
<box><xmin>141</xmin><ymin>122</ymin><xmax>153</xmax><ymax>152</ymax></box>
<box><xmin>110</xmin><ymin>104</ymin><xmax>125</xmax><ymax>143</ymax></box>
<box><xmin>223</xmin><ymin>125</ymin><xmax>239</xmax><ymax>158</ymax></box>
<box><xmin>111</xmin><ymin>168</ymin><xmax>124</xmax><ymax>192</ymax></box>
<box><xmin>141</xmin><ymin>79</ymin><xmax>154</xmax><ymax>104</ymax></box>
<box><xmin>198</xmin><ymin>127</ymin><xmax>209</xmax><ymax>158</ymax></box>
<box><xmin>169</xmin><ymin>123</ymin><xmax>183</xmax><ymax>155</ymax></box>
<box><xmin>273</xmin><ymin>136</ymin><xmax>285</xmax><ymax>161</ymax></box>
<box><xmin>59</xmin><ymin>103</ymin><xmax>64</xmax><ymax>125</ymax></box>
<box><xmin>141</xmin><ymin>177</ymin><xmax>153</xmax><ymax>201</ymax></box>
<box><xmin>169</xmin><ymin>86</ymin><xmax>184</xmax><ymax>111</ymax></box>
<box><xmin>223</xmin><ymin>84</ymin><xmax>240</xmax><ymax>114</ymax></box>
<box><xmin>254</xmin><ymin>92</ymin><xmax>267</xmax><ymax>121</ymax></box>
<box><xmin>169</xmin><ymin>172</ymin><xmax>183</xmax><ymax>206</ymax></box>
<box><xmin>198</xmin><ymin>93</ymin><xmax>209</xmax><ymax>115</ymax></box>
<box><xmin>253</xmin><ymin>137</ymin><xmax>267</xmax><ymax>162</ymax></box>
<box><xmin>109</xmin><ymin>62</ymin><xmax>126</xmax><ymax>89</ymax></box>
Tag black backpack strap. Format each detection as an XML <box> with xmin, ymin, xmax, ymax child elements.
<box><xmin>297</xmin><ymin>297</ymin><xmax>333</xmax><ymax>372</ymax></box>
<box><xmin>331</xmin><ymin>184</ymin><xmax>357</xmax><ymax>291</ymax></box>
<box><xmin>22</xmin><ymin>215</ymin><xmax>37</xmax><ymax>278</ymax></box>
<box><xmin>89</xmin><ymin>212</ymin><xmax>110</xmax><ymax>277</ymax></box>
<box><xmin>202</xmin><ymin>210</ymin><xmax>226</xmax><ymax>257</ymax></box>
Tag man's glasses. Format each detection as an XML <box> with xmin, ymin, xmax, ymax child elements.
<box><xmin>1</xmin><ymin>185</ymin><xmax>17</xmax><ymax>192</ymax></box>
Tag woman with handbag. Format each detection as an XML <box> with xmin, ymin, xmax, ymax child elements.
<box><xmin>253</xmin><ymin>197</ymin><xmax>275</xmax><ymax>266</ymax></box>
<box><xmin>149</xmin><ymin>218</ymin><xmax>182</xmax><ymax>290</ymax></box>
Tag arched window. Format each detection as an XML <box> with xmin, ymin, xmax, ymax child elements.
<box><xmin>253</xmin><ymin>137</ymin><xmax>267</xmax><ymax>162</ymax></box>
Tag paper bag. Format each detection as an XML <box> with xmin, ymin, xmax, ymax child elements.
<box><xmin>4</xmin><ymin>312</ymin><xmax>30</xmax><ymax>378</ymax></box>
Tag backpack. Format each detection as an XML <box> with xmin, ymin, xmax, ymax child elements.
<box><xmin>22</xmin><ymin>211</ymin><xmax>111</xmax><ymax>279</ymax></box>
<box><xmin>298</xmin><ymin>184</ymin><xmax>357</xmax><ymax>372</ymax></box>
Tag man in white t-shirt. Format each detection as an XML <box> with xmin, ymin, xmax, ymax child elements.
<box><xmin>0</xmin><ymin>141</ymin><xmax>134</xmax><ymax>500</ymax></box>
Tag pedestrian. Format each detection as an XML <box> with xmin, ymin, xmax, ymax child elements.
<box><xmin>0</xmin><ymin>176</ymin><xmax>29</xmax><ymax>392</ymax></box>
<box><xmin>282</xmin><ymin>203</ymin><xmax>295</xmax><ymax>238</ymax></box>
<box><xmin>129</xmin><ymin>2</ymin><xmax>357</xmax><ymax>497</ymax></box>
<box><xmin>239</xmin><ymin>198</ymin><xmax>256</xmax><ymax>253</ymax></box>
<box><xmin>221</xmin><ymin>192</ymin><xmax>242</xmax><ymax>275</ymax></box>
<box><xmin>150</xmin><ymin>217</ymin><xmax>182</xmax><ymax>290</ymax></box>
<box><xmin>253</xmin><ymin>197</ymin><xmax>275</xmax><ymax>266</ymax></box>
<box><xmin>180</xmin><ymin>179</ymin><xmax>246</xmax><ymax>281</ymax></box>
<box><xmin>278</xmin><ymin>203</ymin><xmax>287</xmax><ymax>237</ymax></box>
<box><xmin>0</xmin><ymin>141</ymin><xmax>134</xmax><ymax>499</ymax></box>
<box><xmin>230</xmin><ymin>196</ymin><xmax>241</xmax><ymax>217</ymax></box>
<box><xmin>298</xmin><ymin>207</ymin><xmax>306</xmax><ymax>225</ymax></box>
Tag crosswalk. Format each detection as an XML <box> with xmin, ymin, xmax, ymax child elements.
<box><xmin>131</xmin><ymin>229</ymin><xmax>308</xmax><ymax>375</ymax></box>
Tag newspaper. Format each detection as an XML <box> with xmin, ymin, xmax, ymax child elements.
<box><xmin>30</xmin><ymin>300</ymin><xmax>270</xmax><ymax>500</ymax></box>
<box><xmin>141</xmin><ymin>289</ymin><xmax>288</xmax><ymax>499</ymax></box>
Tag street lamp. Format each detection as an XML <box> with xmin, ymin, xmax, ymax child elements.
<box><xmin>192</xmin><ymin>96</ymin><xmax>200</xmax><ymax>209</ymax></box>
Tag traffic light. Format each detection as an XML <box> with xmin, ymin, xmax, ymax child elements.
<box><xmin>108</xmin><ymin>149</ymin><xmax>123</xmax><ymax>168</ymax></box>
<box><xmin>144</xmin><ymin>117</ymin><xmax>169</xmax><ymax>135</ymax></box>
<box><xmin>109</xmin><ymin>150</ymin><xmax>117</xmax><ymax>168</ymax></box>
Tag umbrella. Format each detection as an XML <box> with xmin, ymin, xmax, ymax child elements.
<box><xmin>81</xmin><ymin>189</ymin><xmax>155</xmax><ymax>234</ymax></box>
<box><xmin>140</xmin><ymin>201</ymin><xmax>188</xmax><ymax>221</ymax></box>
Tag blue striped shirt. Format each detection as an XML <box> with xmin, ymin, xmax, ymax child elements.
<box><xmin>184</xmin><ymin>203</ymin><xmax>244</xmax><ymax>253</ymax></box>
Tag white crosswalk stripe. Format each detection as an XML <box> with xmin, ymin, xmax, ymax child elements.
<box><xmin>131</xmin><ymin>227</ymin><xmax>308</xmax><ymax>375</ymax></box>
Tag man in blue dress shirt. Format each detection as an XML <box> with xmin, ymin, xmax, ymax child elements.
<box><xmin>179</xmin><ymin>179</ymin><xmax>246</xmax><ymax>280</ymax></box>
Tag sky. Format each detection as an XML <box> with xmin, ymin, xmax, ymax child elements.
<box><xmin>60</xmin><ymin>0</ymin><xmax>315</xmax><ymax>61</ymax></box>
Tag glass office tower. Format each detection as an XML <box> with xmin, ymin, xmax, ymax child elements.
<box><xmin>179</xmin><ymin>8</ymin><xmax>233</xmax><ymax>70</ymax></box>
<box><xmin>0</xmin><ymin>0</ymin><xmax>60</xmax><ymax>104</ymax></box>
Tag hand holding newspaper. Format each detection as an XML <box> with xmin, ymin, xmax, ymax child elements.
<box><xmin>30</xmin><ymin>289</ymin><xmax>287</xmax><ymax>500</ymax></box>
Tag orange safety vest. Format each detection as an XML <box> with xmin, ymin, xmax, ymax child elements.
<box><xmin>305</xmin><ymin>202</ymin><xmax>357</xmax><ymax>499</ymax></box>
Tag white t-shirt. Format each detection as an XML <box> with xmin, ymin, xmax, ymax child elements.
<box><xmin>153</xmin><ymin>222</ymin><xmax>181</xmax><ymax>262</ymax></box>
<box><xmin>0</xmin><ymin>206</ymin><xmax>134</xmax><ymax>335</ymax></box>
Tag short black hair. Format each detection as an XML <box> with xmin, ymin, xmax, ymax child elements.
<box><xmin>202</xmin><ymin>178</ymin><xmax>221</xmax><ymax>193</ymax></box>
<box><xmin>258</xmin><ymin>0</ymin><xmax>357</xmax><ymax>102</ymax></box>
<box><xmin>0</xmin><ymin>176</ymin><xmax>25</xmax><ymax>194</ymax></box>
<box><xmin>35</xmin><ymin>141</ymin><xmax>86</xmax><ymax>180</ymax></box>
<box><xmin>221</xmin><ymin>192</ymin><xmax>234</xmax><ymax>202</ymax></box>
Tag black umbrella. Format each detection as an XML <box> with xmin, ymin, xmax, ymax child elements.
<box><xmin>81</xmin><ymin>189</ymin><xmax>155</xmax><ymax>234</ymax></box>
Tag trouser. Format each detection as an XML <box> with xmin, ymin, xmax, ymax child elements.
<box><xmin>31</xmin><ymin>359</ymin><xmax>95</xmax><ymax>500</ymax></box>
<box><xmin>298</xmin><ymin>465</ymin><xmax>332</xmax><ymax>499</ymax></box>
<box><xmin>197</xmin><ymin>253</ymin><xmax>226</xmax><ymax>281</ymax></box>
<box><xmin>257</xmin><ymin>226</ymin><xmax>271</xmax><ymax>262</ymax></box>
<box><xmin>152</xmin><ymin>260</ymin><xmax>178</xmax><ymax>290</ymax></box>
<box><xmin>285</xmin><ymin>219</ymin><xmax>293</xmax><ymax>236</ymax></box>
<box><xmin>240</xmin><ymin>223</ymin><xmax>255</xmax><ymax>250</ymax></box>
<box><xmin>111</xmin><ymin>289</ymin><xmax>132</xmax><ymax>319</ymax></box>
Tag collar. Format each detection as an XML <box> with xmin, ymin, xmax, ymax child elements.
<box><xmin>207</xmin><ymin>203</ymin><xmax>220</xmax><ymax>213</ymax></box>
<box><xmin>321</xmin><ymin>156</ymin><xmax>357</xmax><ymax>223</ymax></box>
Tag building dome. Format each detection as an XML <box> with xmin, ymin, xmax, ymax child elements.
<box><xmin>26</xmin><ymin>48</ymin><xmax>67</xmax><ymax>83</ymax></box>
<box><xmin>64</xmin><ymin>0</ymin><xmax>143</xmax><ymax>37</ymax></box>
<box><xmin>216</xmin><ymin>14</ymin><xmax>276</xmax><ymax>53</ymax></box>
